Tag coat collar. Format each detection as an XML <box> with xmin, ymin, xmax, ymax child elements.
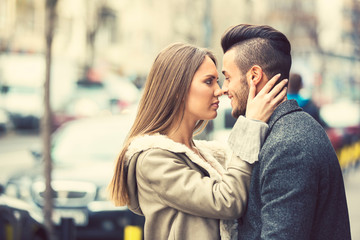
<box><xmin>267</xmin><ymin>99</ymin><xmax>302</xmax><ymax>129</ymax></box>
<box><xmin>125</xmin><ymin>134</ymin><xmax>228</xmax><ymax>179</ymax></box>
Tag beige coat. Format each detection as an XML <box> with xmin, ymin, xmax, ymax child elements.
<box><xmin>125</xmin><ymin>133</ymin><xmax>255</xmax><ymax>240</ymax></box>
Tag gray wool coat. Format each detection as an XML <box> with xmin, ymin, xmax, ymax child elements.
<box><xmin>236</xmin><ymin>100</ymin><xmax>351</xmax><ymax>240</ymax></box>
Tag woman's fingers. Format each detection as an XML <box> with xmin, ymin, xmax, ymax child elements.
<box><xmin>268</xmin><ymin>78</ymin><xmax>288</xmax><ymax>99</ymax></box>
<box><xmin>272</xmin><ymin>86</ymin><xmax>288</xmax><ymax>105</ymax></box>
<box><xmin>258</xmin><ymin>73</ymin><xmax>281</xmax><ymax>96</ymax></box>
<box><xmin>247</xmin><ymin>80</ymin><xmax>256</xmax><ymax>101</ymax></box>
<box><xmin>245</xmin><ymin>73</ymin><xmax>288</xmax><ymax>122</ymax></box>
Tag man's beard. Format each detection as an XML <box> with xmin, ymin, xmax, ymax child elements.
<box><xmin>232</xmin><ymin>81</ymin><xmax>249</xmax><ymax>119</ymax></box>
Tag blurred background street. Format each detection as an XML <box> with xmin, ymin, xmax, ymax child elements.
<box><xmin>0</xmin><ymin>0</ymin><xmax>359</xmax><ymax>239</ymax></box>
<box><xmin>1</xmin><ymin>130</ymin><xmax>360</xmax><ymax>238</ymax></box>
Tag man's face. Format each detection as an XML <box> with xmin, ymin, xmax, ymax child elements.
<box><xmin>222</xmin><ymin>49</ymin><xmax>249</xmax><ymax>118</ymax></box>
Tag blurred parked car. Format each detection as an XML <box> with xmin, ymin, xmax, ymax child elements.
<box><xmin>0</xmin><ymin>85</ymin><xmax>42</xmax><ymax>129</ymax></box>
<box><xmin>0</xmin><ymin>54</ymin><xmax>78</xmax><ymax>130</ymax></box>
<box><xmin>52</xmin><ymin>73</ymin><xmax>140</xmax><ymax>130</ymax></box>
<box><xmin>0</xmin><ymin>184</ymin><xmax>48</xmax><ymax>240</ymax></box>
<box><xmin>320</xmin><ymin>99</ymin><xmax>360</xmax><ymax>170</ymax></box>
<box><xmin>4</xmin><ymin>113</ymin><xmax>144</xmax><ymax>240</ymax></box>
<box><xmin>0</xmin><ymin>108</ymin><xmax>10</xmax><ymax>134</ymax></box>
<box><xmin>0</xmin><ymin>54</ymin><xmax>44</xmax><ymax>129</ymax></box>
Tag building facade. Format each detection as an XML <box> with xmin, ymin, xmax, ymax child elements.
<box><xmin>0</xmin><ymin>0</ymin><xmax>359</xmax><ymax>101</ymax></box>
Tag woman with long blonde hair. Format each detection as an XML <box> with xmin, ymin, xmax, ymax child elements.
<box><xmin>108</xmin><ymin>42</ymin><xmax>287</xmax><ymax>239</ymax></box>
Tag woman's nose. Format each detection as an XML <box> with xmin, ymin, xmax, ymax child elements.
<box><xmin>222</xmin><ymin>84</ymin><xmax>229</xmax><ymax>95</ymax></box>
<box><xmin>214</xmin><ymin>88</ymin><xmax>224</xmax><ymax>97</ymax></box>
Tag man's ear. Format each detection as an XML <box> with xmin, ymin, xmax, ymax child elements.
<box><xmin>246</xmin><ymin>65</ymin><xmax>263</xmax><ymax>86</ymax></box>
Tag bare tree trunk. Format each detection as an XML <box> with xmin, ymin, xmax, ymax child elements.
<box><xmin>85</xmin><ymin>0</ymin><xmax>103</xmax><ymax>75</ymax></box>
<box><xmin>44</xmin><ymin>0</ymin><xmax>58</xmax><ymax>239</ymax></box>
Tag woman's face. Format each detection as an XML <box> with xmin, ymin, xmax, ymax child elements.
<box><xmin>185</xmin><ymin>56</ymin><xmax>222</xmax><ymax>122</ymax></box>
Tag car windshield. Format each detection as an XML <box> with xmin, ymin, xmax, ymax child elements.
<box><xmin>51</xmin><ymin>115</ymin><xmax>132</xmax><ymax>164</ymax></box>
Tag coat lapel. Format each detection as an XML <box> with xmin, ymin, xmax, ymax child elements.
<box><xmin>125</xmin><ymin>134</ymin><xmax>228</xmax><ymax>180</ymax></box>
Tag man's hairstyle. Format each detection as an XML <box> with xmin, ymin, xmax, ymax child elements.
<box><xmin>221</xmin><ymin>24</ymin><xmax>292</xmax><ymax>81</ymax></box>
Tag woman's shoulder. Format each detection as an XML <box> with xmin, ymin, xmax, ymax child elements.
<box><xmin>137</xmin><ymin>148</ymin><xmax>180</xmax><ymax>160</ymax></box>
<box><xmin>125</xmin><ymin>134</ymin><xmax>188</xmax><ymax>161</ymax></box>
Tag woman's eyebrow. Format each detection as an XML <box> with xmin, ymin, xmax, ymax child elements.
<box><xmin>203</xmin><ymin>74</ymin><xmax>218</xmax><ymax>79</ymax></box>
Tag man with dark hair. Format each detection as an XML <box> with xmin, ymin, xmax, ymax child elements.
<box><xmin>221</xmin><ymin>24</ymin><xmax>351</xmax><ymax>239</ymax></box>
<box><xmin>288</xmin><ymin>72</ymin><xmax>328</xmax><ymax>128</ymax></box>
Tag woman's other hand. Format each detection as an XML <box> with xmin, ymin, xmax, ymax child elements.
<box><xmin>245</xmin><ymin>74</ymin><xmax>288</xmax><ymax>122</ymax></box>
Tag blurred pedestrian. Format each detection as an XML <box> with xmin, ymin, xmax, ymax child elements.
<box><xmin>108</xmin><ymin>42</ymin><xmax>287</xmax><ymax>240</ymax></box>
<box><xmin>220</xmin><ymin>24</ymin><xmax>351</xmax><ymax>240</ymax></box>
<box><xmin>288</xmin><ymin>72</ymin><xmax>328</xmax><ymax>128</ymax></box>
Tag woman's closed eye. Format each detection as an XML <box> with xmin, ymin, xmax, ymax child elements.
<box><xmin>205</xmin><ymin>79</ymin><xmax>213</xmax><ymax>85</ymax></box>
<box><xmin>205</xmin><ymin>76</ymin><xmax>219</xmax><ymax>85</ymax></box>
